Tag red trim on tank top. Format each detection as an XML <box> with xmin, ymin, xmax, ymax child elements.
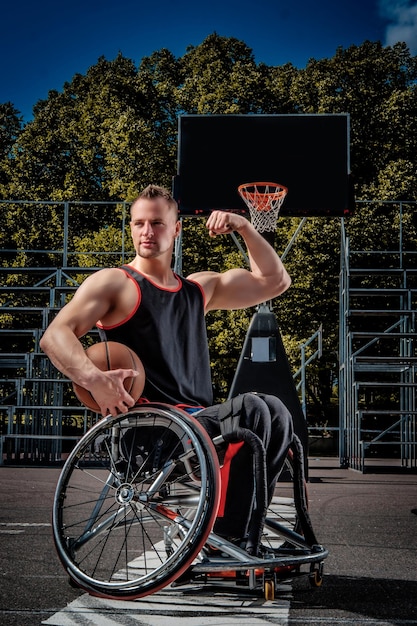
<box><xmin>123</xmin><ymin>265</ymin><xmax>205</xmax><ymax>307</ymax></box>
<box><xmin>187</xmin><ymin>278</ymin><xmax>207</xmax><ymax>309</ymax></box>
<box><xmin>96</xmin><ymin>268</ymin><xmax>141</xmax><ymax>330</ymax></box>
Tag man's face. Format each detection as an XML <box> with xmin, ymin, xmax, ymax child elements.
<box><xmin>130</xmin><ymin>197</ymin><xmax>180</xmax><ymax>259</ymax></box>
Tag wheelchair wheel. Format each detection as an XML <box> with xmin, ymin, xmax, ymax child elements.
<box><xmin>52</xmin><ymin>404</ymin><xmax>220</xmax><ymax>599</ymax></box>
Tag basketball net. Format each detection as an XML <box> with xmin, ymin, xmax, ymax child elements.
<box><xmin>238</xmin><ymin>182</ymin><xmax>288</xmax><ymax>233</ymax></box>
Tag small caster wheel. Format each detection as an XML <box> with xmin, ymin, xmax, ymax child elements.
<box><xmin>264</xmin><ymin>578</ymin><xmax>275</xmax><ymax>600</ymax></box>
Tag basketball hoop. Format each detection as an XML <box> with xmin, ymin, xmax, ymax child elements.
<box><xmin>238</xmin><ymin>182</ymin><xmax>288</xmax><ymax>233</ymax></box>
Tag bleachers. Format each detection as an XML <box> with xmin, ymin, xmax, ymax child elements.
<box><xmin>339</xmin><ymin>232</ymin><xmax>417</xmax><ymax>471</ymax></box>
<box><xmin>0</xmin><ymin>199</ymin><xmax>135</xmax><ymax>464</ymax></box>
<box><xmin>0</xmin><ymin>266</ymin><xmax>100</xmax><ymax>465</ymax></box>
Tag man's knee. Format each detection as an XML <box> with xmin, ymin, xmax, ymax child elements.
<box><xmin>197</xmin><ymin>392</ymin><xmax>294</xmax><ymax>444</ymax></box>
<box><xmin>255</xmin><ymin>393</ymin><xmax>294</xmax><ymax>439</ymax></box>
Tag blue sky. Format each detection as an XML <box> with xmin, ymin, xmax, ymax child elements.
<box><xmin>1</xmin><ymin>0</ymin><xmax>417</xmax><ymax>121</ymax></box>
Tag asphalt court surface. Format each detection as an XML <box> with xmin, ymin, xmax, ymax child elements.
<box><xmin>1</xmin><ymin>457</ymin><xmax>416</xmax><ymax>626</ymax></box>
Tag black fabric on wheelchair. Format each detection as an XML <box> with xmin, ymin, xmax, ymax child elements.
<box><xmin>196</xmin><ymin>392</ymin><xmax>294</xmax><ymax>551</ymax></box>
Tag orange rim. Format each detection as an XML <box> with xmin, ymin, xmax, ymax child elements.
<box><xmin>238</xmin><ymin>182</ymin><xmax>288</xmax><ymax>211</ymax></box>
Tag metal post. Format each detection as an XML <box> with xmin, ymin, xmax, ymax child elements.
<box><xmin>63</xmin><ymin>202</ymin><xmax>69</xmax><ymax>267</ymax></box>
<box><xmin>174</xmin><ymin>219</ymin><xmax>183</xmax><ymax>274</ymax></box>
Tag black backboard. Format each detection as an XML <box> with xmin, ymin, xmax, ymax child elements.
<box><xmin>174</xmin><ymin>114</ymin><xmax>354</xmax><ymax>217</ymax></box>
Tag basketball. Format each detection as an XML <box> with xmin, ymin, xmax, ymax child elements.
<box><xmin>73</xmin><ymin>341</ymin><xmax>145</xmax><ymax>412</ymax></box>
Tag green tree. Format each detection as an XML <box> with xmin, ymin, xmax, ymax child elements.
<box><xmin>0</xmin><ymin>54</ymin><xmax>178</xmax><ymax>257</ymax></box>
<box><xmin>260</xmin><ymin>62</ymin><xmax>300</xmax><ymax>114</ymax></box>
<box><xmin>0</xmin><ymin>102</ymin><xmax>23</xmax><ymax>192</ymax></box>
<box><xmin>289</xmin><ymin>41</ymin><xmax>417</xmax><ymax>193</ymax></box>
<box><xmin>7</xmin><ymin>55</ymin><xmax>150</xmax><ymax>202</ymax></box>
<box><xmin>178</xmin><ymin>34</ymin><xmax>266</xmax><ymax>114</ymax></box>
<box><xmin>274</xmin><ymin>217</ymin><xmax>341</xmax><ymax>359</ymax></box>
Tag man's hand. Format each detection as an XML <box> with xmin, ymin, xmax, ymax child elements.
<box><xmin>88</xmin><ymin>368</ymin><xmax>139</xmax><ymax>417</ymax></box>
<box><xmin>206</xmin><ymin>211</ymin><xmax>248</xmax><ymax>237</ymax></box>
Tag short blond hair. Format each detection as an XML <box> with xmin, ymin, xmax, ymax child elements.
<box><xmin>131</xmin><ymin>185</ymin><xmax>178</xmax><ymax>214</ymax></box>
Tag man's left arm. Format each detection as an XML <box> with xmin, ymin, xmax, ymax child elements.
<box><xmin>188</xmin><ymin>211</ymin><xmax>291</xmax><ymax>311</ymax></box>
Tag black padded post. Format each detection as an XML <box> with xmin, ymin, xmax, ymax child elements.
<box><xmin>228</xmin><ymin>304</ymin><xmax>309</xmax><ymax>465</ymax></box>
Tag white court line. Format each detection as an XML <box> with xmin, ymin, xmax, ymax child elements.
<box><xmin>42</xmin><ymin>584</ymin><xmax>292</xmax><ymax>626</ymax></box>
<box><xmin>0</xmin><ymin>522</ymin><xmax>51</xmax><ymax>526</ymax></box>
<box><xmin>43</xmin><ymin>535</ymin><xmax>292</xmax><ymax>626</ymax></box>
<box><xmin>291</xmin><ymin>616</ymin><xmax>417</xmax><ymax>626</ymax></box>
<box><xmin>43</xmin><ymin>493</ymin><xmax>296</xmax><ymax>624</ymax></box>
<box><xmin>0</xmin><ymin>522</ymin><xmax>51</xmax><ymax>534</ymax></box>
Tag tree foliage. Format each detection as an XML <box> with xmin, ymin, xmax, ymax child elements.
<box><xmin>288</xmin><ymin>41</ymin><xmax>417</xmax><ymax>192</ymax></box>
<box><xmin>178</xmin><ymin>34</ymin><xmax>265</xmax><ymax>114</ymax></box>
<box><xmin>0</xmin><ymin>102</ymin><xmax>23</xmax><ymax>189</ymax></box>
<box><xmin>1</xmin><ymin>34</ymin><xmax>417</xmax><ymax>403</ymax></box>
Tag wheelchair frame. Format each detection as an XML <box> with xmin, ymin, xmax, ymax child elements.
<box><xmin>52</xmin><ymin>404</ymin><xmax>328</xmax><ymax>601</ymax></box>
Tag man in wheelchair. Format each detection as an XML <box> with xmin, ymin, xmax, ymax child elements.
<box><xmin>40</xmin><ymin>184</ymin><xmax>294</xmax><ymax>555</ymax></box>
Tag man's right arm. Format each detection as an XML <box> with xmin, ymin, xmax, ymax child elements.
<box><xmin>40</xmin><ymin>269</ymin><xmax>137</xmax><ymax>416</ymax></box>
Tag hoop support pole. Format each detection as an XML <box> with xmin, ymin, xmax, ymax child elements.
<box><xmin>281</xmin><ymin>217</ymin><xmax>307</xmax><ymax>262</ymax></box>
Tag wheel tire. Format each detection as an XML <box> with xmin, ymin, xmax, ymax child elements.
<box><xmin>53</xmin><ymin>405</ymin><xmax>220</xmax><ymax>599</ymax></box>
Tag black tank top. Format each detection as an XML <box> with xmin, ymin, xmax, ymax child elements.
<box><xmin>96</xmin><ymin>265</ymin><xmax>213</xmax><ymax>407</ymax></box>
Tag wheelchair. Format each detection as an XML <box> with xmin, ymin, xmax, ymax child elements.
<box><xmin>52</xmin><ymin>403</ymin><xmax>328</xmax><ymax>601</ymax></box>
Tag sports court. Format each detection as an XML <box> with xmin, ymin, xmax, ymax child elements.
<box><xmin>1</xmin><ymin>114</ymin><xmax>416</xmax><ymax>624</ymax></box>
<box><xmin>1</xmin><ymin>459</ymin><xmax>416</xmax><ymax>625</ymax></box>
